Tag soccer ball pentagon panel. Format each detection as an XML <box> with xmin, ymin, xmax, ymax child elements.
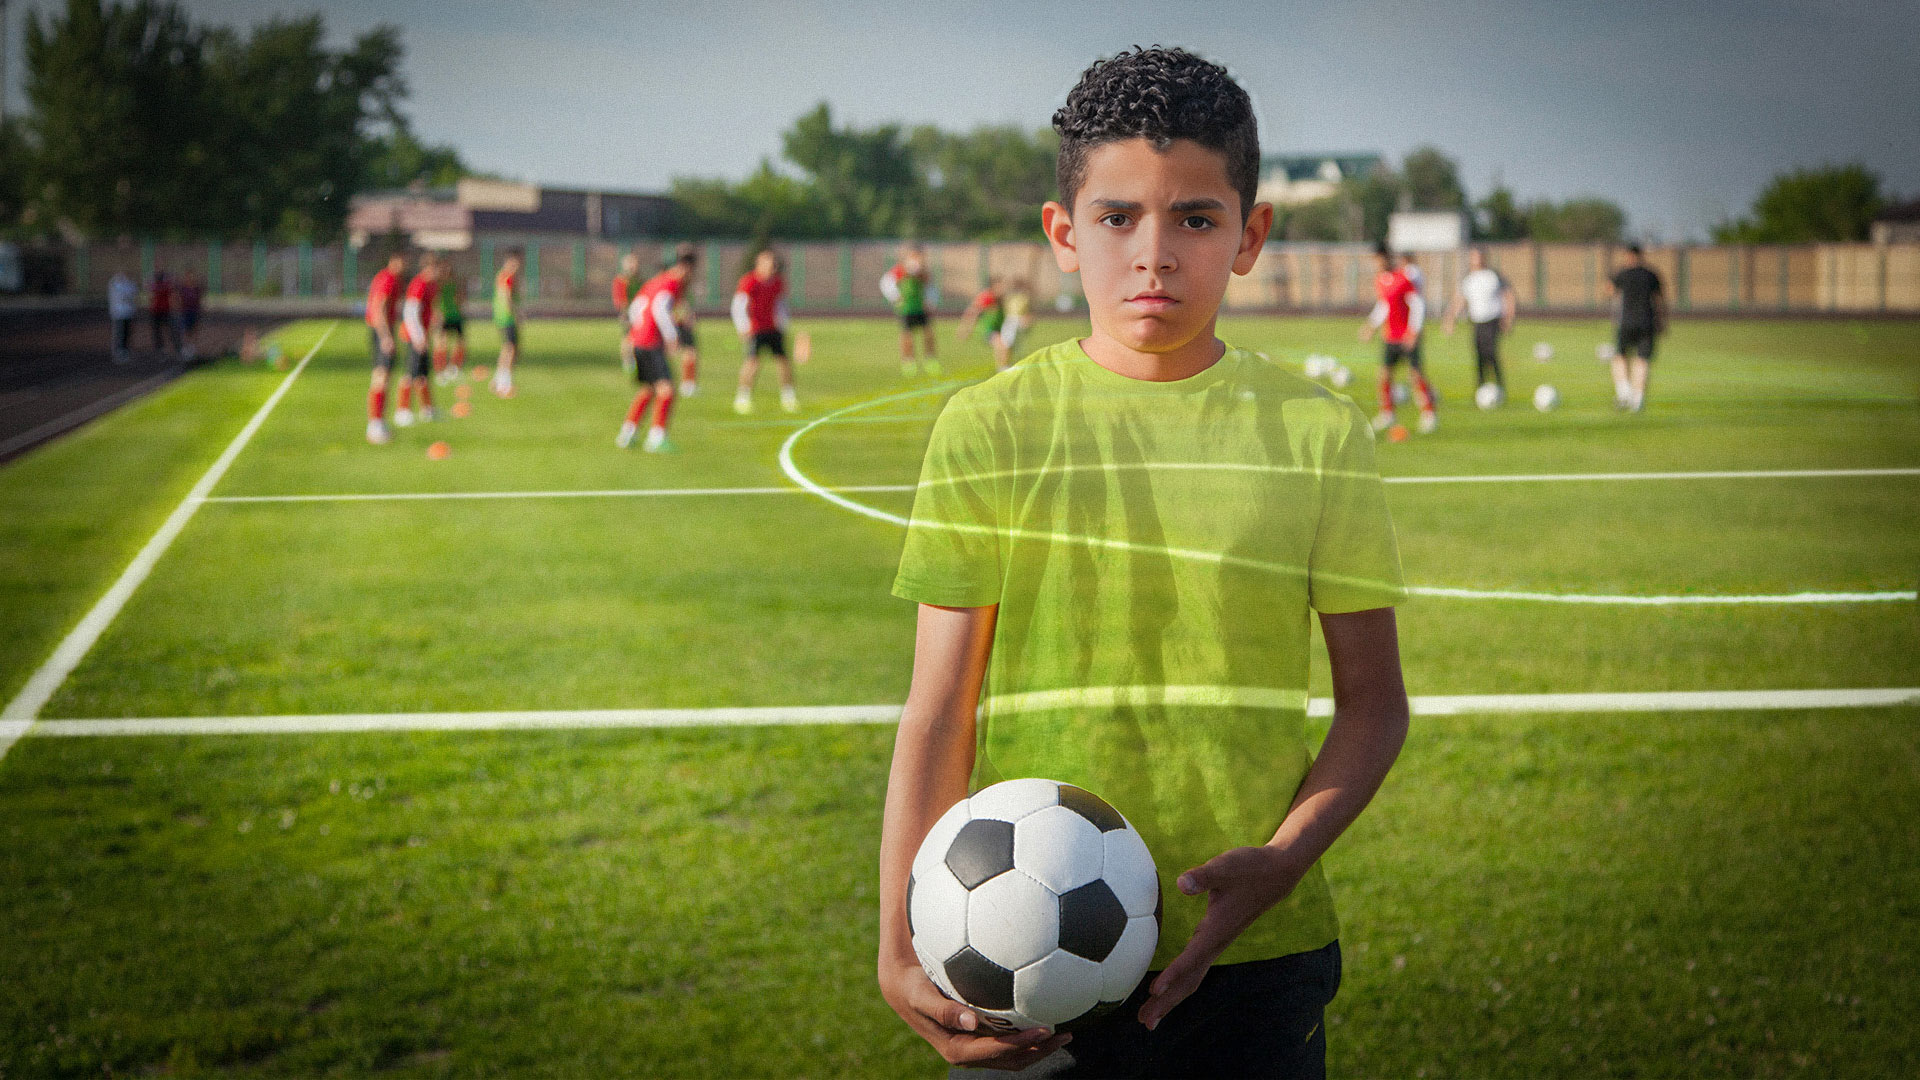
<box><xmin>908</xmin><ymin>778</ymin><xmax>1161</xmax><ymax>1032</ymax></box>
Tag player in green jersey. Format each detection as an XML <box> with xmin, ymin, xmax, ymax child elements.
<box><xmin>881</xmin><ymin>243</ymin><xmax>940</xmax><ymax>377</ymax></box>
<box><xmin>878</xmin><ymin>48</ymin><xmax>1411</xmax><ymax>1078</ymax></box>
<box><xmin>490</xmin><ymin>251</ymin><xmax>522</xmax><ymax>398</ymax></box>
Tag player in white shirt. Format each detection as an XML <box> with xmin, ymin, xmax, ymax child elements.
<box><xmin>1443</xmin><ymin>247</ymin><xmax>1516</xmax><ymax>398</ymax></box>
<box><xmin>108</xmin><ymin>272</ymin><xmax>138</xmax><ymax>364</ymax></box>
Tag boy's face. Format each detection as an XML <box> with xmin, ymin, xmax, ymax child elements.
<box><xmin>756</xmin><ymin>251</ymin><xmax>777</xmax><ymax>276</ymax></box>
<box><xmin>1043</xmin><ymin>138</ymin><xmax>1269</xmax><ymax>356</ymax></box>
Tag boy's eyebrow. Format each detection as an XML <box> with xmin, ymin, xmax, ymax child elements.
<box><xmin>1088</xmin><ymin>197</ymin><xmax>1229</xmax><ymax>213</ymax></box>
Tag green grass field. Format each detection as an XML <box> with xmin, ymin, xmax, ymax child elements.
<box><xmin>1</xmin><ymin>313</ymin><xmax>1916</xmax><ymax>1077</ymax></box>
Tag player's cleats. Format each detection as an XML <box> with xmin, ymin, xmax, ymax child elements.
<box><xmin>616</xmin><ymin>421</ymin><xmax>638</xmax><ymax>449</ymax></box>
<box><xmin>733</xmin><ymin>390</ymin><xmax>753</xmax><ymax>415</ymax></box>
<box><xmin>492</xmin><ymin>376</ymin><xmax>514</xmax><ymax>399</ymax></box>
<box><xmin>780</xmin><ymin>387</ymin><xmax>799</xmax><ymax>413</ymax></box>
<box><xmin>679</xmin><ymin>380</ymin><xmax>697</xmax><ymax>398</ymax></box>
<box><xmin>1417</xmin><ymin>410</ymin><xmax>1439</xmax><ymax>435</ymax></box>
<box><xmin>642</xmin><ymin>426</ymin><xmax>673</xmax><ymax>453</ymax></box>
<box><xmin>923</xmin><ymin>359</ymin><xmax>943</xmax><ymax>377</ymax></box>
<box><xmin>393</xmin><ymin>407</ymin><xmax>414</xmax><ymax>428</ymax></box>
<box><xmin>1371</xmin><ymin>411</ymin><xmax>1395</xmax><ymax>432</ymax></box>
<box><xmin>366</xmin><ymin>419</ymin><xmax>391</xmax><ymax>445</ymax></box>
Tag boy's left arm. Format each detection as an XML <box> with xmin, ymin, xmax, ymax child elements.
<box><xmin>1138</xmin><ymin>606</ymin><xmax>1410</xmax><ymax>1030</ymax></box>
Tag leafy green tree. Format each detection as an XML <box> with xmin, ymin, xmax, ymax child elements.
<box><xmin>781</xmin><ymin>102</ymin><xmax>920</xmax><ymax>237</ymax></box>
<box><xmin>1474</xmin><ymin>185</ymin><xmax>1528</xmax><ymax>241</ymax></box>
<box><xmin>1526</xmin><ymin>197</ymin><xmax>1625</xmax><ymax>242</ymax></box>
<box><xmin>1712</xmin><ymin>164</ymin><xmax>1883</xmax><ymax>243</ymax></box>
<box><xmin>908</xmin><ymin>124</ymin><xmax>1057</xmax><ymax>240</ymax></box>
<box><xmin>1278</xmin><ymin>195</ymin><xmax>1351</xmax><ymax>242</ymax></box>
<box><xmin>0</xmin><ymin>120</ymin><xmax>30</xmax><ymax>235</ymax></box>
<box><xmin>1401</xmin><ymin>146</ymin><xmax>1465</xmax><ymax>212</ymax></box>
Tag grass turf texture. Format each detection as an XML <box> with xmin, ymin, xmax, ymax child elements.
<box><xmin>1</xmin><ymin>314</ymin><xmax>1916</xmax><ymax>1076</ymax></box>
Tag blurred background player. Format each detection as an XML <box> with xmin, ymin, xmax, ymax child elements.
<box><xmin>955</xmin><ymin>278</ymin><xmax>1013</xmax><ymax>371</ymax></box>
<box><xmin>731</xmin><ymin>248</ymin><xmax>797</xmax><ymax>415</ymax></box>
<box><xmin>1360</xmin><ymin>242</ymin><xmax>1437</xmax><ymax>433</ymax></box>
<box><xmin>148</xmin><ymin>270</ymin><xmax>180</xmax><ymax>357</ymax></box>
<box><xmin>491</xmin><ymin>250</ymin><xmax>523</xmax><ymax>398</ymax></box>
<box><xmin>1000</xmin><ymin>278</ymin><xmax>1031</xmax><ymax>365</ymax></box>
<box><xmin>433</xmin><ymin>258</ymin><xmax>467</xmax><ymax>385</ymax></box>
<box><xmin>670</xmin><ymin>242</ymin><xmax>702</xmax><ymax>396</ymax></box>
<box><xmin>108</xmin><ymin>269</ymin><xmax>137</xmax><ymax>364</ymax></box>
<box><xmin>178</xmin><ymin>275</ymin><xmax>203</xmax><ymax>361</ymax></box>
<box><xmin>880</xmin><ymin>243</ymin><xmax>939</xmax><ymax>376</ymax></box>
<box><xmin>612</xmin><ymin>251</ymin><xmax>642</xmax><ymax>377</ymax></box>
<box><xmin>617</xmin><ymin>247</ymin><xmax>696</xmax><ymax>452</ymax></box>
<box><xmin>1443</xmin><ymin>246</ymin><xmax>1515</xmax><ymax>401</ymax></box>
<box><xmin>365</xmin><ymin>250</ymin><xmax>406</xmax><ymax>444</ymax></box>
<box><xmin>1606</xmin><ymin>243</ymin><xmax>1666</xmax><ymax>412</ymax></box>
<box><xmin>394</xmin><ymin>254</ymin><xmax>440</xmax><ymax>427</ymax></box>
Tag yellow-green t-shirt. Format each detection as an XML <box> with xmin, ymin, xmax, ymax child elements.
<box><xmin>892</xmin><ymin>340</ymin><xmax>1406</xmax><ymax>968</ymax></box>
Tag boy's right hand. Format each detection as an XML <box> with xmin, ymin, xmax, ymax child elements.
<box><xmin>878</xmin><ymin>957</ymin><xmax>1071</xmax><ymax>1071</ymax></box>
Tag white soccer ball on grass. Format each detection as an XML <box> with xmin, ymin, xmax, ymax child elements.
<box><xmin>1532</xmin><ymin>341</ymin><xmax>1555</xmax><ymax>361</ymax></box>
<box><xmin>909</xmin><ymin>778</ymin><xmax>1161</xmax><ymax>1032</ymax></box>
<box><xmin>1330</xmin><ymin>365</ymin><xmax>1352</xmax><ymax>388</ymax></box>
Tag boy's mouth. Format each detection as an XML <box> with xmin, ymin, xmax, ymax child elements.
<box><xmin>1124</xmin><ymin>291</ymin><xmax>1178</xmax><ymax>313</ymax></box>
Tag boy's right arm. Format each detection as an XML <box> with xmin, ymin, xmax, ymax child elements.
<box><xmin>877</xmin><ymin>602</ymin><xmax>1071</xmax><ymax>1070</ymax></box>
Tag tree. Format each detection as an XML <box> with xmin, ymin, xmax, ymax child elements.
<box><xmin>1712</xmin><ymin>164</ymin><xmax>1883</xmax><ymax>244</ymax></box>
<box><xmin>1401</xmin><ymin>146</ymin><xmax>1465</xmax><ymax>212</ymax></box>
<box><xmin>1526</xmin><ymin>197</ymin><xmax>1625</xmax><ymax>242</ymax></box>
<box><xmin>1474</xmin><ymin>185</ymin><xmax>1528</xmax><ymax>241</ymax></box>
<box><xmin>0</xmin><ymin>119</ymin><xmax>29</xmax><ymax>235</ymax></box>
<box><xmin>781</xmin><ymin>102</ymin><xmax>920</xmax><ymax>237</ymax></box>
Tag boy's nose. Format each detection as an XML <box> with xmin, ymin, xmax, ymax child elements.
<box><xmin>1133</xmin><ymin>235</ymin><xmax>1177</xmax><ymax>275</ymax></box>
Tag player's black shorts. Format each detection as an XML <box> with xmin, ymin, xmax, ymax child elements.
<box><xmin>403</xmin><ymin>337</ymin><xmax>431</xmax><ymax>379</ymax></box>
<box><xmin>633</xmin><ymin>345</ymin><xmax>673</xmax><ymax>384</ymax></box>
<box><xmin>1382</xmin><ymin>340</ymin><xmax>1424</xmax><ymax>369</ymax></box>
<box><xmin>746</xmin><ymin>328</ymin><xmax>788</xmax><ymax>358</ymax></box>
<box><xmin>1473</xmin><ymin>320</ymin><xmax>1501</xmax><ymax>363</ymax></box>
<box><xmin>901</xmin><ymin>311</ymin><xmax>930</xmax><ymax>331</ymax></box>
<box><xmin>1616</xmin><ymin>324</ymin><xmax>1657</xmax><ymax>361</ymax></box>
<box><xmin>369</xmin><ymin>326</ymin><xmax>396</xmax><ymax>370</ymax></box>
<box><xmin>497</xmin><ymin>321</ymin><xmax>518</xmax><ymax>347</ymax></box>
<box><xmin>673</xmin><ymin>322</ymin><xmax>696</xmax><ymax>349</ymax></box>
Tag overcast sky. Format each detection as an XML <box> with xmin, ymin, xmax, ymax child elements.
<box><xmin>5</xmin><ymin>0</ymin><xmax>1917</xmax><ymax>239</ymax></box>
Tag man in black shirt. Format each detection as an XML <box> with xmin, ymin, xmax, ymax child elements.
<box><xmin>1606</xmin><ymin>244</ymin><xmax>1665</xmax><ymax>412</ymax></box>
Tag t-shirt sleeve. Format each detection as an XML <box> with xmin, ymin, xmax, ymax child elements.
<box><xmin>892</xmin><ymin>392</ymin><xmax>1003</xmax><ymax>608</ymax></box>
<box><xmin>1308</xmin><ymin>401</ymin><xmax>1407</xmax><ymax>613</ymax></box>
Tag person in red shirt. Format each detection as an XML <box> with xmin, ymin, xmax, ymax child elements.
<box><xmin>149</xmin><ymin>271</ymin><xmax>180</xmax><ymax>356</ymax></box>
<box><xmin>617</xmin><ymin>247</ymin><xmax>697</xmax><ymax>452</ymax></box>
<box><xmin>612</xmin><ymin>251</ymin><xmax>642</xmax><ymax>377</ymax></box>
<box><xmin>1358</xmin><ymin>243</ymin><xmax>1437</xmax><ymax>433</ymax></box>
<box><xmin>730</xmin><ymin>249</ymin><xmax>797</xmax><ymax>415</ymax></box>
<box><xmin>394</xmin><ymin>254</ymin><xmax>442</xmax><ymax>428</ymax></box>
<box><xmin>365</xmin><ymin>251</ymin><xmax>407</xmax><ymax>444</ymax></box>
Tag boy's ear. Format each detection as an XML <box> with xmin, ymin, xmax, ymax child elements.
<box><xmin>1041</xmin><ymin>201</ymin><xmax>1079</xmax><ymax>274</ymax></box>
<box><xmin>1233</xmin><ymin>201</ymin><xmax>1275</xmax><ymax>277</ymax></box>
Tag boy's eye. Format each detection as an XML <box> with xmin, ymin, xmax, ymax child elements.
<box><xmin>1183</xmin><ymin>215</ymin><xmax>1214</xmax><ymax>230</ymax></box>
<box><xmin>1099</xmin><ymin>213</ymin><xmax>1132</xmax><ymax>228</ymax></box>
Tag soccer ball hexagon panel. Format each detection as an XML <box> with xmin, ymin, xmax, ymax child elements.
<box><xmin>907</xmin><ymin>778</ymin><xmax>1161</xmax><ymax>1031</ymax></box>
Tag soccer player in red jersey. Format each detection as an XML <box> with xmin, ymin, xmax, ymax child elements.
<box><xmin>365</xmin><ymin>251</ymin><xmax>407</xmax><ymax>444</ymax></box>
<box><xmin>617</xmin><ymin>247</ymin><xmax>697</xmax><ymax>452</ymax></box>
<box><xmin>730</xmin><ymin>249</ymin><xmax>798</xmax><ymax>414</ymax></box>
<box><xmin>1359</xmin><ymin>243</ymin><xmax>1437</xmax><ymax>433</ymax></box>
<box><xmin>395</xmin><ymin>255</ymin><xmax>442</xmax><ymax>427</ymax></box>
<box><xmin>668</xmin><ymin>242</ymin><xmax>703</xmax><ymax>396</ymax></box>
<box><xmin>612</xmin><ymin>251</ymin><xmax>642</xmax><ymax>377</ymax></box>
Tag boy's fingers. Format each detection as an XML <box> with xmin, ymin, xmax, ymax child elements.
<box><xmin>912</xmin><ymin>984</ymin><xmax>978</xmax><ymax>1033</ymax></box>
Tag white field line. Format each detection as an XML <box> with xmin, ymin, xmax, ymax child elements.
<box><xmin>26</xmin><ymin>688</ymin><xmax>1920</xmax><ymax>737</ymax></box>
<box><xmin>0</xmin><ymin>323</ymin><xmax>338</xmax><ymax>762</ymax></box>
<box><xmin>206</xmin><ymin>484</ymin><xmax>916</xmax><ymax>504</ymax></box>
<box><xmin>199</xmin><ymin>467</ymin><xmax>1920</xmax><ymax>505</ymax></box>
<box><xmin>1409</xmin><ymin>585</ymin><xmax>1915</xmax><ymax>605</ymax></box>
<box><xmin>0</xmin><ymin>370</ymin><xmax>177</xmax><ymax>460</ymax></box>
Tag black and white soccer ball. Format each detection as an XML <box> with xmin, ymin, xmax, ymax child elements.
<box><xmin>908</xmin><ymin>778</ymin><xmax>1161</xmax><ymax>1031</ymax></box>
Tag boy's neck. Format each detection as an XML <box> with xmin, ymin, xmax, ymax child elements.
<box><xmin>1079</xmin><ymin>321</ymin><xmax>1225</xmax><ymax>383</ymax></box>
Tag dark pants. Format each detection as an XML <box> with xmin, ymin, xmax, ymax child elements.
<box><xmin>952</xmin><ymin>941</ymin><xmax>1341</xmax><ymax>1080</ymax></box>
<box><xmin>1472</xmin><ymin>319</ymin><xmax>1504</xmax><ymax>388</ymax></box>
<box><xmin>150</xmin><ymin>311</ymin><xmax>180</xmax><ymax>353</ymax></box>
<box><xmin>112</xmin><ymin>318</ymin><xmax>132</xmax><ymax>356</ymax></box>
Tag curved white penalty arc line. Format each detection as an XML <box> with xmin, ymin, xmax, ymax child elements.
<box><xmin>779</xmin><ymin>381</ymin><xmax>1916</xmax><ymax>608</ymax></box>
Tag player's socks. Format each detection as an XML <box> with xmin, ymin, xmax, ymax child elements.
<box><xmin>651</xmin><ymin>391</ymin><xmax>675</xmax><ymax>431</ymax></box>
<box><xmin>780</xmin><ymin>386</ymin><xmax>798</xmax><ymax>413</ymax></box>
<box><xmin>625</xmin><ymin>390</ymin><xmax>654</xmax><ymax>426</ymax></box>
<box><xmin>1413</xmin><ymin>375</ymin><xmax>1436</xmax><ymax>414</ymax></box>
<box><xmin>419</xmin><ymin>383</ymin><xmax>433</xmax><ymax>411</ymax></box>
<box><xmin>616</xmin><ymin>421</ymin><xmax>638</xmax><ymax>449</ymax></box>
<box><xmin>369</xmin><ymin>387</ymin><xmax>386</xmax><ymax>421</ymax></box>
<box><xmin>433</xmin><ymin>346</ymin><xmax>447</xmax><ymax>374</ymax></box>
<box><xmin>734</xmin><ymin>388</ymin><xmax>753</xmax><ymax>415</ymax></box>
<box><xmin>398</xmin><ymin>383</ymin><xmax>413</xmax><ymax>411</ymax></box>
<box><xmin>1378</xmin><ymin>372</ymin><xmax>1395</xmax><ymax>413</ymax></box>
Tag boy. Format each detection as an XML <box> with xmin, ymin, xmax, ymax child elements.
<box><xmin>108</xmin><ymin>270</ymin><xmax>137</xmax><ymax>364</ymax></box>
<box><xmin>434</xmin><ymin>261</ymin><xmax>468</xmax><ymax>384</ymax></box>
<box><xmin>955</xmin><ymin>279</ymin><xmax>1010</xmax><ymax>371</ymax></box>
<box><xmin>613</xmin><ymin>251</ymin><xmax>642</xmax><ymax>377</ymax></box>
<box><xmin>879</xmin><ymin>47</ymin><xmax>1410</xmax><ymax>1079</ymax></box>
<box><xmin>491</xmin><ymin>251</ymin><xmax>523</xmax><ymax>398</ymax></box>
<box><xmin>395</xmin><ymin>255</ymin><xmax>440</xmax><ymax>427</ymax></box>
<box><xmin>882</xmin><ymin>243</ymin><xmax>940</xmax><ymax>376</ymax></box>
<box><xmin>1605</xmin><ymin>243</ymin><xmax>1665</xmax><ymax>411</ymax></box>
<box><xmin>1360</xmin><ymin>243</ymin><xmax>1437</xmax><ymax>433</ymax></box>
<box><xmin>1443</xmin><ymin>246</ymin><xmax>1515</xmax><ymax>399</ymax></box>
<box><xmin>616</xmin><ymin>246</ymin><xmax>696</xmax><ymax>452</ymax></box>
<box><xmin>731</xmin><ymin>248</ymin><xmax>799</xmax><ymax>414</ymax></box>
<box><xmin>364</xmin><ymin>251</ymin><xmax>407</xmax><ymax>444</ymax></box>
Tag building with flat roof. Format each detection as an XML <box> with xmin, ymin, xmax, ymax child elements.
<box><xmin>1257</xmin><ymin>154</ymin><xmax>1383</xmax><ymax>206</ymax></box>
<box><xmin>347</xmin><ymin>179</ymin><xmax>674</xmax><ymax>250</ymax></box>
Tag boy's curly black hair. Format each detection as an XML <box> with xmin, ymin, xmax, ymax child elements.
<box><xmin>1052</xmin><ymin>47</ymin><xmax>1260</xmax><ymax>222</ymax></box>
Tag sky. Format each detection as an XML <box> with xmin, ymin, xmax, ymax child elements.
<box><xmin>4</xmin><ymin>0</ymin><xmax>1917</xmax><ymax>240</ymax></box>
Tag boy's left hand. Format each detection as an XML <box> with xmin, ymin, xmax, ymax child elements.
<box><xmin>1137</xmin><ymin>845</ymin><xmax>1306</xmax><ymax>1031</ymax></box>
